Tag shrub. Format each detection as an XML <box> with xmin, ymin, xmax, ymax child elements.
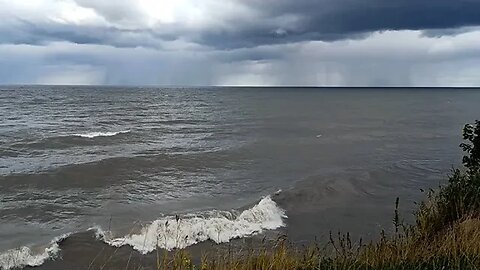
<box><xmin>416</xmin><ymin>121</ymin><xmax>480</xmax><ymax>237</ymax></box>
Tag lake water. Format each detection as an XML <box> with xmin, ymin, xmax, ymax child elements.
<box><xmin>1</xmin><ymin>86</ymin><xmax>479</xmax><ymax>269</ymax></box>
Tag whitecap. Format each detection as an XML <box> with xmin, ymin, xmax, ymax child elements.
<box><xmin>0</xmin><ymin>234</ymin><xmax>69</xmax><ymax>270</ymax></box>
<box><xmin>94</xmin><ymin>196</ymin><xmax>286</xmax><ymax>254</ymax></box>
<box><xmin>73</xmin><ymin>130</ymin><xmax>130</xmax><ymax>138</ymax></box>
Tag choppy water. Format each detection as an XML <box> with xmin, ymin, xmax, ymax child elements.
<box><xmin>1</xmin><ymin>86</ymin><xmax>479</xmax><ymax>269</ymax></box>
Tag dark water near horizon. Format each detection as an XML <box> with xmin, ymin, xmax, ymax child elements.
<box><xmin>1</xmin><ymin>86</ymin><xmax>480</xmax><ymax>269</ymax></box>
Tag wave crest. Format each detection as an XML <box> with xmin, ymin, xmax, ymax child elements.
<box><xmin>0</xmin><ymin>234</ymin><xmax>69</xmax><ymax>270</ymax></box>
<box><xmin>72</xmin><ymin>130</ymin><xmax>130</xmax><ymax>138</ymax></box>
<box><xmin>95</xmin><ymin>196</ymin><xmax>286</xmax><ymax>253</ymax></box>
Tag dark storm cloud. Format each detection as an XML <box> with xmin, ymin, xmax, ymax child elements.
<box><xmin>421</xmin><ymin>27</ymin><xmax>480</xmax><ymax>38</ymax></box>
<box><xmin>197</xmin><ymin>0</ymin><xmax>480</xmax><ymax>48</ymax></box>
<box><xmin>0</xmin><ymin>19</ymin><xmax>166</xmax><ymax>49</ymax></box>
<box><xmin>1</xmin><ymin>0</ymin><xmax>480</xmax><ymax>86</ymax></box>
<box><xmin>0</xmin><ymin>19</ymin><xmax>102</xmax><ymax>46</ymax></box>
<box><xmin>266</xmin><ymin>0</ymin><xmax>480</xmax><ymax>32</ymax></box>
<box><xmin>2</xmin><ymin>0</ymin><xmax>480</xmax><ymax>50</ymax></box>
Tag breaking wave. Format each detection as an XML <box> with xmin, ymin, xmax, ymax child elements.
<box><xmin>72</xmin><ymin>130</ymin><xmax>130</xmax><ymax>138</ymax></box>
<box><xmin>93</xmin><ymin>196</ymin><xmax>286</xmax><ymax>254</ymax></box>
<box><xmin>0</xmin><ymin>196</ymin><xmax>285</xmax><ymax>269</ymax></box>
<box><xmin>0</xmin><ymin>234</ymin><xmax>69</xmax><ymax>270</ymax></box>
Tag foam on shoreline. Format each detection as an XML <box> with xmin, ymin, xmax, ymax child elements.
<box><xmin>0</xmin><ymin>234</ymin><xmax>70</xmax><ymax>270</ymax></box>
<box><xmin>94</xmin><ymin>196</ymin><xmax>286</xmax><ymax>253</ymax></box>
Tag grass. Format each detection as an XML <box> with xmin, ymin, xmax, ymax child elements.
<box><xmin>146</xmin><ymin>217</ymin><xmax>480</xmax><ymax>270</ymax></box>
<box><xmin>145</xmin><ymin>218</ymin><xmax>480</xmax><ymax>270</ymax></box>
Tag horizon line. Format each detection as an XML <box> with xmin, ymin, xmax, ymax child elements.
<box><xmin>1</xmin><ymin>84</ymin><xmax>479</xmax><ymax>89</ymax></box>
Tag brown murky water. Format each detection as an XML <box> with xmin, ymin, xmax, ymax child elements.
<box><xmin>1</xmin><ymin>86</ymin><xmax>480</xmax><ymax>269</ymax></box>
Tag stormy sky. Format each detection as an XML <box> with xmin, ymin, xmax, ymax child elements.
<box><xmin>1</xmin><ymin>1</ymin><xmax>480</xmax><ymax>86</ymax></box>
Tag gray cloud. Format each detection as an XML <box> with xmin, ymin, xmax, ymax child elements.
<box><xmin>1</xmin><ymin>0</ymin><xmax>479</xmax><ymax>50</ymax></box>
<box><xmin>0</xmin><ymin>1</ymin><xmax>479</xmax><ymax>86</ymax></box>
<box><xmin>196</xmin><ymin>0</ymin><xmax>480</xmax><ymax>48</ymax></box>
<box><xmin>2</xmin><ymin>30</ymin><xmax>479</xmax><ymax>86</ymax></box>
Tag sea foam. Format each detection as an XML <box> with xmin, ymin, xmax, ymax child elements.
<box><xmin>94</xmin><ymin>196</ymin><xmax>286</xmax><ymax>253</ymax></box>
<box><xmin>73</xmin><ymin>130</ymin><xmax>130</xmax><ymax>138</ymax></box>
<box><xmin>0</xmin><ymin>234</ymin><xmax>69</xmax><ymax>270</ymax></box>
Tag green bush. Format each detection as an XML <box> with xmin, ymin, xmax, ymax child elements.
<box><xmin>416</xmin><ymin>121</ymin><xmax>480</xmax><ymax>237</ymax></box>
